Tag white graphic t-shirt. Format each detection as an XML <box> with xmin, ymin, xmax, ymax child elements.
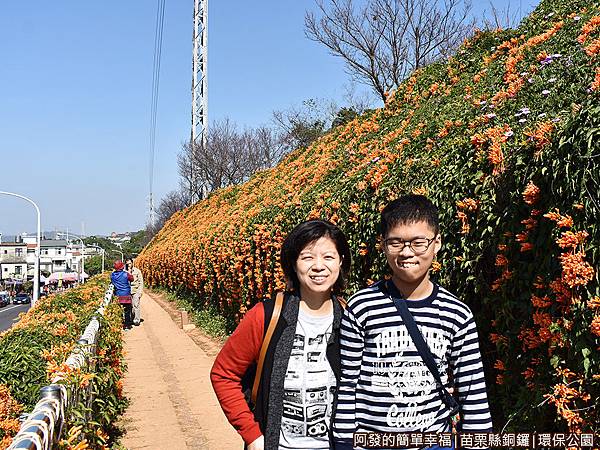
<box><xmin>279</xmin><ymin>307</ymin><xmax>336</xmax><ymax>450</ymax></box>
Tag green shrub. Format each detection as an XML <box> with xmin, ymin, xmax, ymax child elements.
<box><xmin>0</xmin><ymin>276</ymin><xmax>127</xmax><ymax>448</ymax></box>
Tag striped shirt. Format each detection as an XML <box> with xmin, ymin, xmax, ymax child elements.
<box><xmin>333</xmin><ymin>281</ymin><xmax>492</xmax><ymax>448</ymax></box>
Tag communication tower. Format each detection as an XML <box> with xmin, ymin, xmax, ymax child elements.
<box><xmin>191</xmin><ymin>0</ymin><xmax>208</xmax><ymax>146</ymax></box>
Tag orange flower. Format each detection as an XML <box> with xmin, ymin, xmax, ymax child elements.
<box><xmin>520</xmin><ymin>242</ymin><xmax>534</xmax><ymax>252</ymax></box>
<box><xmin>523</xmin><ymin>367</ymin><xmax>536</xmax><ymax>380</ymax></box>
<box><xmin>515</xmin><ymin>232</ymin><xmax>528</xmax><ymax>242</ymax></box>
<box><xmin>522</xmin><ymin>181</ymin><xmax>541</xmax><ymax>205</ymax></box>
<box><xmin>549</xmin><ymin>279</ymin><xmax>572</xmax><ymax>304</ymax></box>
<box><xmin>489</xmin><ymin>333</ymin><xmax>508</xmax><ymax>345</ymax></box>
<box><xmin>591</xmin><ymin>315</ymin><xmax>600</xmax><ymax>337</ymax></box>
<box><xmin>495</xmin><ymin>254</ymin><xmax>509</xmax><ymax>267</ymax></box>
<box><xmin>544</xmin><ymin>209</ymin><xmax>573</xmax><ymax>228</ymax></box>
<box><xmin>456</xmin><ymin>198</ymin><xmax>479</xmax><ymax>212</ymax></box>
<box><xmin>519</xmin><ymin>327</ymin><xmax>543</xmax><ymax>350</ymax></box>
<box><xmin>533</xmin><ymin>275</ymin><xmax>545</xmax><ymax>289</ymax></box>
<box><xmin>487</xmin><ymin>143</ymin><xmax>504</xmax><ymax>173</ymax></box>
<box><xmin>559</xmin><ymin>252</ymin><xmax>594</xmax><ymax>288</ymax></box>
<box><xmin>491</xmin><ymin>269</ymin><xmax>512</xmax><ymax>291</ymax></box>
<box><xmin>521</xmin><ymin>218</ymin><xmax>538</xmax><ymax>230</ymax></box>
<box><xmin>587</xmin><ymin>296</ymin><xmax>600</xmax><ymax>309</ymax></box>
<box><xmin>531</xmin><ymin>294</ymin><xmax>552</xmax><ymax>308</ymax></box>
<box><xmin>525</xmin><ymin>121</ymin><xmax>555</xmax><ymax>152</ymax></box>
<box><xmin>591</xmin><ymin>67</ymin><xmax>600</xmax><ymax>91</ymax></box>
<box><xmin>557</xmin><ymin>231</ymin><xmax>589</xmax><ymax>249</ymax></box>
<box><xmin>456</xmin><ymin>211</ymin><xmax>470</xmax><ymax>234</ymax></box>
<box><xmin>533</xmin><ymin>311</ymin><xmax>552</xmax><ymax>327</ymax></box>
<box><xmin>577</xmin><ymin>16</ymin><xmax>600</xmax><ymax>56</ymax></box>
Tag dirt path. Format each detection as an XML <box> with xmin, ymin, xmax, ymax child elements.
<box><xmin>120</xmin><ymin>291</ymin><xmax>241</xmax><ymax>450</ymax></box>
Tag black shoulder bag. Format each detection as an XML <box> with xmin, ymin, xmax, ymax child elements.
<box><xmin>381</xmin><ymin>281</ymin><xmax>460</xmax><ymax>426</ymax></box>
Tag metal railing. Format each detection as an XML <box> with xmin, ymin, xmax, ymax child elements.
<box><xmin>8</xmin><ymin>284</ymin><xmax>115</xmax><ymax>450</ymax></box>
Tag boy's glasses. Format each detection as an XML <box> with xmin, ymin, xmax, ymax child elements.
<box><xmin>383</xmin><ymin>237</ymin><xmax>436</xmax><ymax>255</ymax></box>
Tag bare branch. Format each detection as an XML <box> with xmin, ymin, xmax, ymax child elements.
<box><xmin>306</xmin><ymin>0</ymin><xmax>474</xmax><ymax>102</ymax></box>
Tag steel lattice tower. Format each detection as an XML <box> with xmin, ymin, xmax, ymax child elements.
<box><xmin>191</xmin><ymin>0</ymin><xmax>208</xmax><ymax>147</ymax></box>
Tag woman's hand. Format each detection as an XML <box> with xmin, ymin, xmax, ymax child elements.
<box><xmin>248</xmin><ymin>435</ymin><xmax>264</xmax><ymax>450</ymax></box>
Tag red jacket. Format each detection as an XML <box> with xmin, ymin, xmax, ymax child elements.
<box><xmin>210</xmin><ymin>302</ymin><xmax>265</xmax><ymax>445</ymax></box>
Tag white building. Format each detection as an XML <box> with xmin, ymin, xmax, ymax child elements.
<box><xmin>39</xmin><ymin>240</ymin><xmax>69</xmax><ymax>273</ymax></box>
<box><xmin>5</xmin><ymin>234</ymin><xmax>91</xmax><ymax>279</ymax></box>
<box><xmin>0</xmin><ymin>241</ymin><xmax>28</xmax><ymax>281</ymax></box>
<box><xmin>109</xmin><ymin>231</ymin><xmax>131</xmax><ymax>247</ymax></box>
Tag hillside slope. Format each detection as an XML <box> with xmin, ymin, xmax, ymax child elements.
<box><xmin>138</xmin><ymin>0</ymin><xmax>600</xmax><ymax>431</ymax></box>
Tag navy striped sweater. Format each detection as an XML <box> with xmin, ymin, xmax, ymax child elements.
<box><xmin>333</xmin><ymin>281</ymin><xmax>492</xmax><ymax>448</ymax></box>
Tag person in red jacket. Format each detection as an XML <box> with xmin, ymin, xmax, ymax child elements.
<box><xmin>211</xmin><ymin>220</ymin><xmax>352</xmax><ymax>450</ymax></box>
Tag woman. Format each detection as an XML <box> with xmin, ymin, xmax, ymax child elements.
<box><xmin>211</xmin><ymin>219</ymin><xmax>352</xmax><ymax>450</ymax></box>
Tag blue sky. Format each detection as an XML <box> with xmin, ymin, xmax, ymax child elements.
<box><xmin>0</xmin><ymin>0</ymin><xmax>538</xmax><ymax>237</ymax></box>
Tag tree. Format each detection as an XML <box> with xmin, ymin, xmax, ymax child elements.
<box><xmin>331</xmin><ymin>106</ymin><xmax>359</xmax><ymax>128</ymax></box>
<box><xmin>122</xmin><ymin>230</ymin><xmax>151</xmax><ymax>256</ymax></box>
<box><xmin>272</xmin><ymin>98</ymin><xmax>333</xmax><ymax>152</ymax></box>
<box><xmin>480</xmin><ymin>1</ymin><xmax>523</xmax><ymax>30</ymax></box>
<box><xmin>155</xmin><ymin>190</ymin><xmax>191</xmax><ymax>231</ymax></box>
<box><xmin>85</xmin><ymin>255</ymin><xmax>104</xmax><ymax>276</ymax></box>
<box><xmin>305</xmin><ymin>0</ymin><xmax>474</xmax><ymax>102</ymax></box>
<box><xmin>178</xmin><ymin>118</ymin><xmax>287</xmax><ymax>203</ymax></box>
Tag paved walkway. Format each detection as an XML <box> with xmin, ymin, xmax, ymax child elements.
<box><xmin>120</xmin><ymin>291</ymin><xmax>241</xmax><ymax>450</ymax></box>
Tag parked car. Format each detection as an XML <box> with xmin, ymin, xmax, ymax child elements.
<box><xmin>0</xmin><ymin>294</ymin><xmax>9</xmax><ymax>307</ymax></box>
<box><xmin>13</xmin><ymin>293</ymin><xmax>31</xmax><ymax>305</ymax></box>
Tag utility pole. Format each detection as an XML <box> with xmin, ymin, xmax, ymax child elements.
<box><xmin>191</xmin><ymin>0</ymin><xmax>208</xmax><ymax>202</ymax></box>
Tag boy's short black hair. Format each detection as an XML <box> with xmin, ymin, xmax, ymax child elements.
<box><xmin>280</xmin><ymin>219</ymin><xmax>352</xmax><ymax>293</ymax></box>
<box><xmin>380</xmin><ymin>195</ymin><xmax>440</xmax><ymax>237</ymax></box>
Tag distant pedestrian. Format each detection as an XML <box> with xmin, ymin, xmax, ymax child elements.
<box><xmin>111</xmin><ymin>260</ymin><xmax>134</xmax><ymax>329</ymax></box>
<box><xmin>126</xmin><ymin>258</ymin><xmax>144</xmax><ymax>326</ymax></box>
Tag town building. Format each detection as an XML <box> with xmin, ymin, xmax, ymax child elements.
<box><xmin>0</xmin><ymin>241</ymin><xmax>28</xmax><ymax>281</ymax></box>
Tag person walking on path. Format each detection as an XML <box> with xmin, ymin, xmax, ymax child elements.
<box><xmin>111</xmin><ymin>260</ymin><xmax>134</xmax><ymax>329</ymax></box>
<box><xmin>126</xmin><ymin>258</ymin><xmax>144</xmax><ymax>326</ymax></box>
<box><xmin>211</xmin><ymin>219</ymin><xmax>352</xmax><ymax>450</ymax></box>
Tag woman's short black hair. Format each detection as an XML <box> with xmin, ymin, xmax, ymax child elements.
<box><xmin>280</xmin><ymin>219</ymin><xmax>352</xmax><ymax>293</ymax></box>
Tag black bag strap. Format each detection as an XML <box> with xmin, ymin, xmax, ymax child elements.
<box><xmin>382</xmin><ymin>281</ymin><xmax>460</xmax><ymax>416</ymax></box>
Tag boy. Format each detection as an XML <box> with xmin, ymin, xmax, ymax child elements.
<box><xmin>333</xmin><ymin>195</ymin><xmax>492</xmax><ymax>449</ymax></box>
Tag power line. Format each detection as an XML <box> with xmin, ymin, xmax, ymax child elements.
<box><xmin>149</xmin><ymin>0</ymin><xmax>166</xmax><ymax>229</ymax></box>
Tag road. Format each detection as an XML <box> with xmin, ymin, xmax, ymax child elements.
<box><xmin>0</xmin><ymin>303</ymin><xmax>30</xmax><ymax>331</ymax></box>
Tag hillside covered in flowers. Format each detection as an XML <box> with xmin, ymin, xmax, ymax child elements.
<box><xmin>138</xmin><ymin>0</ymin><xmax>600</xmax><ymax>432</ymax></box>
